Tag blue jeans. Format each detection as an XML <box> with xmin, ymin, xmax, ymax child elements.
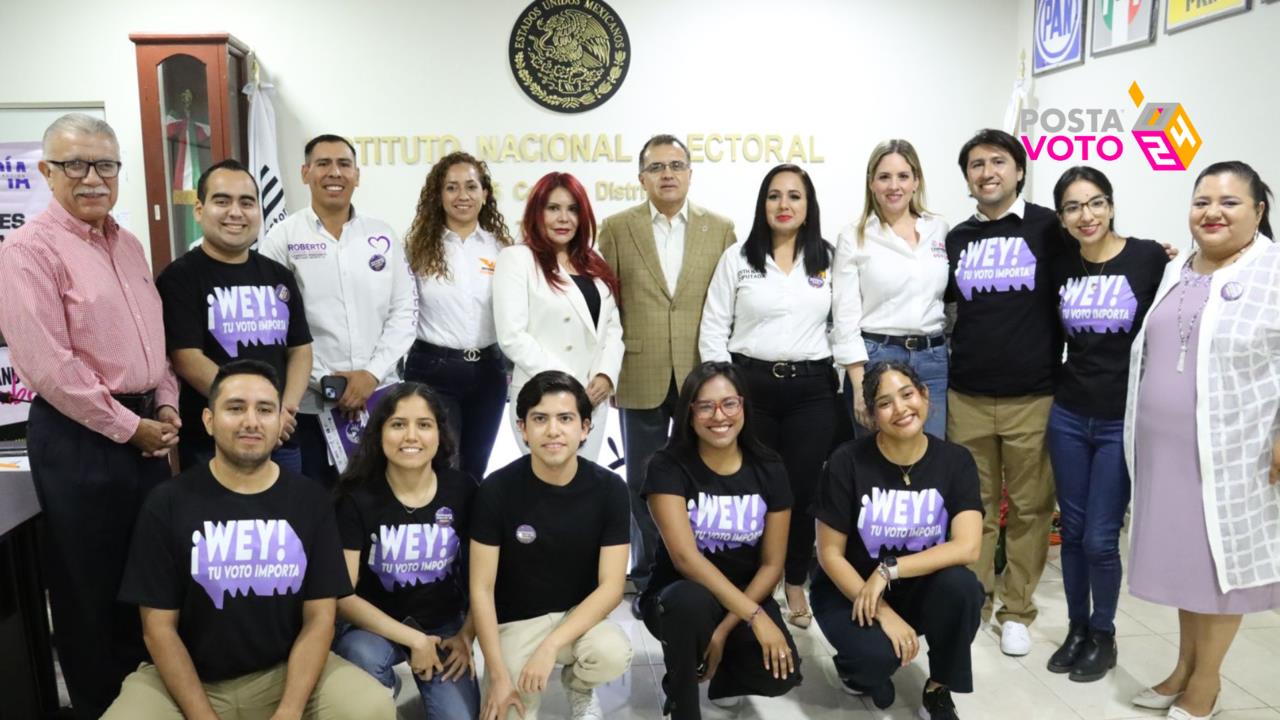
<box><xmin>1045</xmin><ymin>402</ymin><xmax>1129</xmax><ymax>634</ymax></box>
<box><xmin>843</xmin><ymin>337</ymin><xmax>948</xmax><ymax>440</ymax></box>
<box><xmin>333</xmin><ymin>619</ymin><xmax>480</xmax><ymax>719</ymax></box>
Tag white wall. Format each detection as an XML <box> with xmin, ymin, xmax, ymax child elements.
<box><xmin>1014</xmin><ymin>1</ymin><xmax>1280</xmax><ymax>250</ymax></box>
<box><xmin>3</xmin><ymin>0</ymin><xmax>1024</xmax><ymax>262</ymax></box>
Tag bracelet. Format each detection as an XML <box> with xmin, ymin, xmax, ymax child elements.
<box><xmin>876</xmin><ymin>563</ymin><xmax>893</xmax><ymax>588</ymax></box>
<box><xmin>746</xmin><ymin>605</ymin><xmax>764</xmax><ymax>625</ymax></box>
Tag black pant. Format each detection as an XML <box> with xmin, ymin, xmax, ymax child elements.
<box><xmin>296</xmin><ymin>413</ymin><xmax>339</xmax><ymax>489</ymax></box>
<box><xmin>811</xmin><ymin>566</ymin><xmax>983</xmax><ymax>694</ymax></box>
<box><xmin>403</xmin><ymin>343</ymin><xmax>507</xmax><ymax>482</ymax></box>
<box><xmin>641</xmin><ymin>580</ymin><xmax>801</xmax><ymax>719</ymax></box>
<box><xmin>618</xmin><ymin>377</ymin><xmax>679</xmax><ymax>590</ymax></box>
<box><xmin>734</xmin><ymin>359</ymin><xmax>837</xmax><ymax>585</ymax></box>
<box><xmin>27</xmin><ymin>398</ymin><xmax>171</xmax><ymax>719</ymax></box>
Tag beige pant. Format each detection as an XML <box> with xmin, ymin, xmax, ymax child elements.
<box><xmin>486</xmin><ymin>610</ymin><xmax>633</xmax><ymax>720</ymax></box>
<box><xmin>948</xmin><ymin>390</ymin><xmax>1055</xmax><ymax>626</ymax></box>
<box><xmin>101</xmin><ymin>652</ymin><xmax>394</xmax><ymax>720</ymax></box>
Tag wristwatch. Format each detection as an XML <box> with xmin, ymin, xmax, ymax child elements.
<box><xmin>880</xmin><ymin>555</ymin><xmax>900</xmax><ymax>581</ymax></box>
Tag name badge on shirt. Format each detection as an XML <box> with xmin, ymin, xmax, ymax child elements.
<box><xmin>480</xmin><ymin>257</ymin><xmax>496</xmax><ymax>276</ymax></box>
<box><xmin>930</xmin><ymin>241</ymin><xmax>947</xmax><ymax>260</ymax></box>
<box><xmin>287</xmin><ymin>241</ymin><xmax>327</xmax><ymax>260</ymax></box>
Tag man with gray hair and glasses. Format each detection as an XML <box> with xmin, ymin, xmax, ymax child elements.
<box><xmin>0</xmin><ymin>113</ymin><xmax>179</xmax><ymax>719</ymax></box>
<box><xmin>597</xmin><ymin>134</ymin><xmax>737</xmax><ymax>617</ymax></box>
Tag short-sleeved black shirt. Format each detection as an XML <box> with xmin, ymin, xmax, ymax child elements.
<box><xmin>118</xmin><ymin>465</ymin><xmax>351</xmax><ymax>681</ymax></box>
<box><xmin>640</xmin><ymin>448</ymin><xmax>792</xmax><ymax>591</ymax></box>
<box><xmin>336</xmin><ymin>468</ymin><xmax>476</xmax><ymax>630</ymax></box>
<box><xmin>470</xmin><ymin>456</ymin><xmax>630</xmax><ymax>623</ymax></box>
<box><xmin>156</xmin><ymin>247</ymin><xmax>311</xmax><ymax>456</ymax></box>
<box><xmin>1051</xmin><ymin>238</ymin><xmax>1168</xmax><ymax>419</ymax></box>
<box><xmin>811</xmin><ymin>435</ymin><xmax>984</xmax><ymax>584</ymax></box>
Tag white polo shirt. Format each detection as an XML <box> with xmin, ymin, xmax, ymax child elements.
<box><xmin>415</xmin><ymin>227</ymin><xmax>502</xmax><ymax>349</ymax></box>
<box><xmin>650</xmin><ymin>200</ymin><xmax>688</xmax><ymax>295</ymax></box>
<box><xmin>699</xmin><ymin>241</ymin><xmax>834</xmax><ymax>363</ymax></box>
<box><xmin>831</xmin><ymin>213</ymin><xmax>951</xmax><ymax>366</ymax></box>
<box><xmin>260</xmin><ymin>205</ymin><xmax>417</xmax><ymax>413</ymax></box>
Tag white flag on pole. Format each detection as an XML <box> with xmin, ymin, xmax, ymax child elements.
<box><xmin>244</xmin><ymin>60</ymin><xmax>287</xmax><ymax>244</ymax></box>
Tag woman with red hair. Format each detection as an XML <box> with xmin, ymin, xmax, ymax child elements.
<box><xmin>493</xmin><ymin>172</ymin><xmax>624</xmax><ymax>461</ymax></box>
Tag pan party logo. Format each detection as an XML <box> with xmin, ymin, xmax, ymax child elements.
<box><xmin>509</xmin><ymin>0</ymin><xmax>630</xmax><ymax>114</ymax></box>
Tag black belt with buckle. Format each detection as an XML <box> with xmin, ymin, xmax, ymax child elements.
<box><xmin>112</xmin><ymin>390</ymin><xmax>157</xmax><ymax>418</ymax></box>
<box><xmin>731</xmin><ymin>353</ymin><xmax>834</xmax><ymax>379</ymax></box>
<box><xmin>862</xmin><ymin>332</ymin><xmax>946</xmax><ymax>351</ymax></box>
<box><xmin>412</xmin><ymin>340</ymin><xmax>501</xmax><ymax>363</ymax></box>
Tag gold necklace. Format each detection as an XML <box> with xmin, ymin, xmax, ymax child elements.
<box><xmin>876</xmin><ymin>434</ymin><xmax>926</xmax><ymax>486</ymax></box>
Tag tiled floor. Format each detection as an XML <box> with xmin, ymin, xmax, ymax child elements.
<box><xmin>394</xmin><ymin>541</ymin><xmax>1280</xmax><ymax>719</ymax></box>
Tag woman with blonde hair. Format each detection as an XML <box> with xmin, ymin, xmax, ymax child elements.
<box><xmin>832</xmin><ymin>139</ymin><xmax>951</xmax><ymax>438</ymax></box>
<box><xmin>404</xmin><ymin>152</ymin><xmax>513</xmax><ymax>480</ymax></box>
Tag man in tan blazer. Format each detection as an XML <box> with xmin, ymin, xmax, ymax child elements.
<box><xmin>597</xmin><ymin>135</ymin><xmax>736</xmax><ymax>616</ymax></box>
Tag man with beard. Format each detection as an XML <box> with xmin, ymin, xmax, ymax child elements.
<box><xmin>103</xmin><ymin>360</ymin><xmax>392</xmax><ymax>719</ymax></box>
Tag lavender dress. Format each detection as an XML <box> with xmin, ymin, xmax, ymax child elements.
<box><xmin>1129</xmin><ymin>265</ymin><xmax>1280</xmax><ymax>612</ymax></box>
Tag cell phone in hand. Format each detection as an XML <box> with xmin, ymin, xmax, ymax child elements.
<box><xmin>321</xmin><ymin>374</ymin><xmax>348</xmax><ymax>402</ymax></box>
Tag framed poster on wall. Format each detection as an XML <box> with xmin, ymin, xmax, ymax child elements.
<box><xmin>1092</xmin><ymin>0</ymin><xmax>1159</xmax><ymax>55</ymax></box>
<box><xmin>1166</xmin><ymin>0</ymin><xmax>1250</xmax><ymax>33</ymax></box>
<box><xmin>1034</xmin><ymin>0</ymin><xmax>1087</xmax><ymax>75</ymax></box>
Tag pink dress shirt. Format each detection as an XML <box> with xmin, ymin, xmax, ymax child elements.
<box><xmin>0</xmin><ymin>201</ymin><xmax>178</xmax><ymax>443</ymax></box>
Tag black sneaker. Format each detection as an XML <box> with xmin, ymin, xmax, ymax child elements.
<box><xmin>919</xmin><ymin>684</ymin><xmax>959</xmax><ymax>720</ymax></box>
<box><xmin>869</xmin><ymin>679</ymin><xmax>895</xmax><ymax>709</ymax></box>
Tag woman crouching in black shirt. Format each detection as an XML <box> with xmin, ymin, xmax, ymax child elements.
<box><xmin>639</xmin><ymin>361</ymin><xmax>801</xmax><ymax>719</ymax></box>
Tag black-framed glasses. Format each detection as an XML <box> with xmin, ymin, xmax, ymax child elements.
<box><xmin>1059</xmin><ymin>195</ymin><xmax>1109</xmax><ymax>219</ymax></box>
<box><xmin>691</xmin><ymin>396</ymin><xmax>744</xmax><ymax>419</ymax></box>
<box><xmin>46</xmin><ymin>159</ymin><xmax>122</xmax><ymax>179</ymax></box>
<box><xmin>642</xmin><ymin>160</ymin><xmax>690</xmax><ymax>175</ymax></box>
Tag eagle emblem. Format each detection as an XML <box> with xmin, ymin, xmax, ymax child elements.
<box><xmin>510</xmin><ymin>0</ymin><xmax>631</xmax><ymax>113</ymax></box>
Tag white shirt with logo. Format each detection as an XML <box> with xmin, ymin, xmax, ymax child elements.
<box><xmin>260</xmin><ymin>206</ymin><xmax>416</xmax><ymax>413</ymax></box>
<box><xmin>699</xmin><ymin>240</ymin><xmax>835</xmax><ymax>363</ymax></box>
<box><xmin>415</xmin><ymin>228</ymin><xmax>502</xmax><ymax>350</ymax></box>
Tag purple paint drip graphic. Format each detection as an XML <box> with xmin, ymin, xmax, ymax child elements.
<box><xmin>205</xmin><ymin>284</ymin><xmax>290</xmax><ymax>356</ymax></box>
<box><xmin>368</xmin><ymin>521</ymin><xmax>460</xmax><ymax>591</ymax></box>
<box><xmin>954</xmin><ymin>236</ymin><xmax>1038</xmax><ymax>300</ymax></box>
<box><xmin>856</xmin><ymin>487</ymin><xmax>948</xmax><ymax>559</ymax></box>
<box><xmin>190</xmin><ymin>519</ymin><xmax>307</xmax><ymax>609</ymax></box>
<box><xmin>1059</xmin><ymin>275</ymin><xmax>1138</xmax><ymax>335</ymax></box>
<box><xmin>686</xmin><ymin>492</ymin><xmax>766</xmax><ymax>554</ymax></box>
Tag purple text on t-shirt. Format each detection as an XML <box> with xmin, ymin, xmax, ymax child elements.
<box><xmin>206</xmin><ymin>284</ymin><xmax>291</xmax><ymax>356</ymax></box>
<box><xmin>1058</xmin><ymin>275</ymin><xmax>1138</xmax><ymax>335</ymax></box>
<box><xmin>367</xmin><ymin>520</ymin><xmax>460</xmax><ymax>591</ymax></box>
<box><xmin>856</xmin><ymin>487</ymin><xmax>949</xmax><ymax>559</ymax></box>
<box><xmin>687</xmin><ymin>492</ymin><xmax>766</xmax><ymax>554</ymax></box>
<box><xmin>190</xmin><ymin>519</ymin><xmax>307</xmax><ymax>609</ymax></box>
<box><xmin>954</xmin><ymin>236</ymin><xmax>1037</xmax><ymax>300</ymax></box>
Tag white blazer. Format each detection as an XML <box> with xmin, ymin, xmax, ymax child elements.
<box><xmin>492</xmin><ymin>243</ymin><xmax>625</xmax><ymax>399</ymax></box>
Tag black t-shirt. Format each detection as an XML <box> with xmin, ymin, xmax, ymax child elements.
<box><xmin>945</xmin><ymin>203</ymin><xmax>1067</xmax><ymax>396</ymax></box>
<box><xmin>811</xmin><ymin>435</ymin><xmax>984</xmax><ymax>584</ymax></box>
<box><xmin>471</xmin><ymin>456</ymin><xmax>630</xmax><ymax>623</ymax></box>
<box><xmin>640</xmin><ymin>449</ymin><xmax>793</xmax><ymax>592</ymax></box>
<box><xmin>336</xmin><ymin>468</ymin><xmax>477</xmax><ymax>630</ymax></box>
<box><xmin>1051</xmin><ymin>238</ymin><xmax>1168</xmax><ymax>419</ymax></box>
<box><xmin>118</xmin><ymin>465</ymin><xmax>351</xmax><ymax>681</ymax></box>
<box><xmin>156</xmin><ymin>247</ymin><xmax>311</xmax><ymax>454</ymax></box>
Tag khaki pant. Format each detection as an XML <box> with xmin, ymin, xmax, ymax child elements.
<box><xmin>948</xmin><ymin>390</ymin><xmax>1055</xmax><ymax>626</ymax></box>
<box><xmin>101</xmin><ymin>652</ymin><xmax>394</xmax><ymax>720</ymax></box>
<box><xmin>485</xmin><ymin>610</ymin><xmax>633</xmax><ymax>719</ymax></box>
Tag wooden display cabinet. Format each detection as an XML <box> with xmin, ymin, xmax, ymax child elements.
<box><xmin>130</xmin><ymin>33</ymin><xmax>250</xmax><ymax>272</ymax></box>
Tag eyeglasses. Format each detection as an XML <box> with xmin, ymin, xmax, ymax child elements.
<box><xmin>691</xmin><ymin>396</ymin><xmax>744</xmax><ymax>419</ymax></box>
<box><xmin>642</xmin><ymin>160</ymin><xmax>690</xmax><ymax>175</ymax></box>
<box><xmin>46</xmin><ymin>159</ymin><xmax>122</xmax><ymax>179</ymax></box>
<box><xmin>1059</xmin><ymin>195</ymin><xmax>1109</xmax><ymax>219</ymax></box>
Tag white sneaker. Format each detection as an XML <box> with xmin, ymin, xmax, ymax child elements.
<box><xmin>1000</xmin><ymin>620</ymin><xmax>1032</xmax><ymax>656</ymax></box>
<box><xmin>566</xmin><ymin>686</ymin><xmax>603</xmax><ymax>720</ymax></box>
<box><xmin>710</xmin><ymin>695</ymin><xmax>744</xmax><ymax>710</ymax></box>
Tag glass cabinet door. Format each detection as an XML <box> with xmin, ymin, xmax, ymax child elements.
<box><xmin>156</xmin><ymin>54</ymin><xmax>213</xmax><ymax>260</ymax></box>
